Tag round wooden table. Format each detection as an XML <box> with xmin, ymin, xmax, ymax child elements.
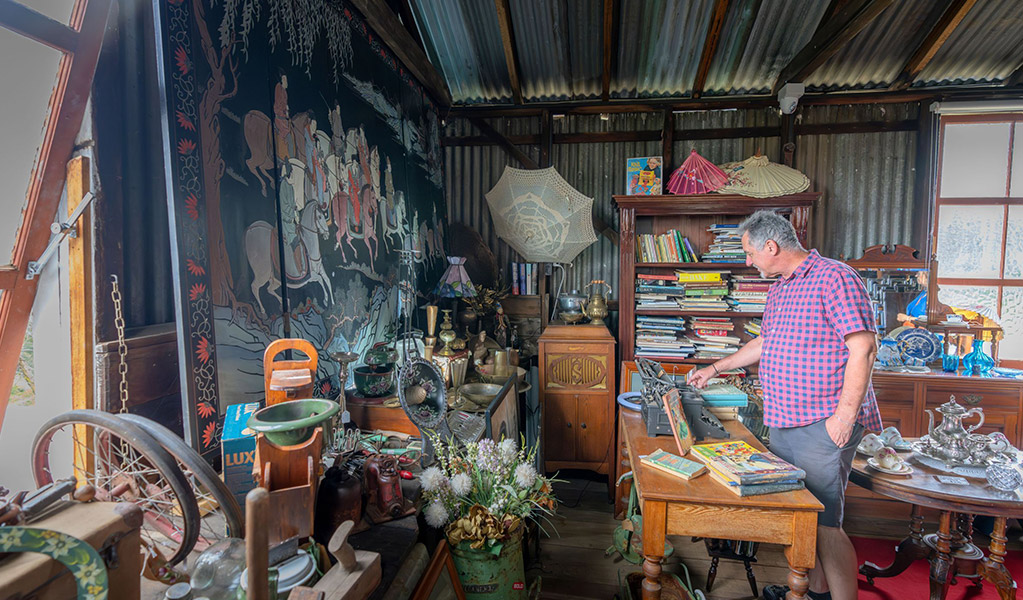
<box><xmin>849</xmin><ymin>454</ymin><xmax>1023</xmax><ymax>600</ymax></box>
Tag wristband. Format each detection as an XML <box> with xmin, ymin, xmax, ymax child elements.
<box><xmin>711</xmin><ymin>364</ymin><xmax>719</xmax><ymax>376</ymax></box>
<box><xmin>833</xmin><ymin>413</ymin><xmax>854</xmax><ymax>426</ymax></box>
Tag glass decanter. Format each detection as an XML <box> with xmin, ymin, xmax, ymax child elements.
<box><xmin>962</xmin><ymin>338</ymin><xmax>994</xmax><ymax>376</ymax></box>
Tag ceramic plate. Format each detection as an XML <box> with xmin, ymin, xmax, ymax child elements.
<box><xmin>896</xmin><ymin>328</ymin><xmax>941</xmax><ymax>363</ymax></box>
<box><xmin>867</xmin><ymin>457</ymin><xmax>914</xmax><ymax>476</ymax></box>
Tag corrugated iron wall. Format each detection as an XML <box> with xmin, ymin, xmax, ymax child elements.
<box><xmin>444</xmin><ymin>103</ymin><xmax>925</xmax><ymax>301</ymax></box>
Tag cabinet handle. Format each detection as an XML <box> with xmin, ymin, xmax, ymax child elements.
<box><xmin>567</xmin><ymin>422</ymin><xmax>572</xmax><ymax>428</ymax></box>
<box><xmin>962</xmin><ymin>394</ymin><xmax>982</xmax><ymax>406</ymax></box>
<box><xmin>568</xmin><ymin>346</ymin><xmax>583</xmax><ymax>352</ymax></box>
<box><xmin>581</xmin><ymin>423</ymin><xmax>587</xmax><ymax>429</ymax></box>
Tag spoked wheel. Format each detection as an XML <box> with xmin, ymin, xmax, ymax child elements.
<box><xmin>32</xmin><ymin>410</ymin><xmax>200</xmax><ymax>566</ymax></box>
<box><xmin>119</xmin><ymin>414</ymin><xmax>244</xmax><ymax>549</ymax></box>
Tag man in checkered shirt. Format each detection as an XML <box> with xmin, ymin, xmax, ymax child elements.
<box><xmin>690</xmin><ymin>210</ymin><xmax>881</xmax><ymax>600</ymax></box>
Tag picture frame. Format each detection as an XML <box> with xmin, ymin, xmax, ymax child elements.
<box><xmin>661</xmin><ymin>387</ymin><xmax>694</xmax><ymax>456</ymax></box>
<box><xmin>485</xmin><ymin>377</ymin><xmax>520</xmax><ymax>442</ymax></box>
<box><xmin>411</xmin><ymin>540</ymin><xmax>467</xmax><ymax>600</ymax></box>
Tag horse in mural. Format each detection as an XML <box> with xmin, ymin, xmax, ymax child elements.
<box><xmin>245</xmin><ymin>201</ymin><xmax>334</xmax><ymax>316</ymax></box>
<box><xmin>242</xmin><ymin>110</ymin><xmax>316</xmax><ymax>196</ymax></box>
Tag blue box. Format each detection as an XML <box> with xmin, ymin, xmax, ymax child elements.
<box><xmin>222</xmin><ymin>401</ymin><xmax>262</xmax><ymax>510</ymax></box>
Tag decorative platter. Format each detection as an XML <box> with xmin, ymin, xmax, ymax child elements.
<box><xmin>896</xmin><ymin>328</ymin><xmax>941</xmax><ymax>363</ymax></box>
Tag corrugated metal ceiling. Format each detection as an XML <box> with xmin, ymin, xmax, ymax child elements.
<box><xmin>410</xmin><ymin>0</ymin><xmax>1023</xmax><ymax>105</ymax></box>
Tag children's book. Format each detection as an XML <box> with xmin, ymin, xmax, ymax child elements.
<box><xmin>706</xmin><ymin>469</ymin><xmax>806</xmax><ymax>496</ymax></box>
<box><xmin>627</xmin><ymin>156</ymin><xmax>663</xmax><ymax>195</ymax></box>
<box><xmin>640</xmin><ymin>448</ymin><xmax>706</xmax><ymax>481</ymax></box>
<box><xmin>661</xmin><ymin>388</ymin><xmax>693</xmax><ymax>455</ymax></box>
<box><xmin>690</xmin><ymin>440</ymin><xmax>804</xmax><ymax>485</ymax></box>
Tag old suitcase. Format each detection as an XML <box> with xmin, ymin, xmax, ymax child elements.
<box><xmin>0</xmin><ymin>500</ymin><xmax>142</xmax><ymax>600</ymax></box>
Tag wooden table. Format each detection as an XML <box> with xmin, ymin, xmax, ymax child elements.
<box><xmin>850</xmin><ymin>454</ymin><xmax>1023</xmax><ymax>600</ymax></box>
<box><xmin>620</xmin><ymin>410</ymin><xmax>824</xmax><ymax>600</ymax></box>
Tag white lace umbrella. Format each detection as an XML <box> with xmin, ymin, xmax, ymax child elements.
<box><xmin>717</xmin><ymin>153</ymin><xmax>810</xmax><ymax>198</ymax></box>
<box><xmin>485</xmin><ymin>166</ymin><xmax>597</xmax><ymax>263</ymax></box>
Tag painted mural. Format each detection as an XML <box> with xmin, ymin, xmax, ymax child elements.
<box><xmin>156</xmin><ymin>0</ymin><xmax>446</xmax><ymax>460</ymax></box>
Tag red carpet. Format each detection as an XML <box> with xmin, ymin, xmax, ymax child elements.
<box><xmin>852</xmin><ymin>536</ymin><xmax>1023</xmax><ymax>599</ymax></box>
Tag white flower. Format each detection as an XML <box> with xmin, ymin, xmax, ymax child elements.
<box><xmin>420</xmin><ymin>466</ymin><xmax>447</xmax><ymax>493</ymax></box>
<box><xmin>76</xmin><ymin>561</ymin><xmax>104</xmax><ymax>587</ymax></box>
<box><xmin>498</xmin><ymin>439</ymin><xmax>517</xmax><ymax>463</ymax></box>
<box><xmin>42</xmin><ymin>534</ymin><xmax>76</xmax><ymax>558</ymax></box>
<box><xmin>451</xmin><ymin>472</ymin><xmax>472</xmax><ymax>496</ymax></box>
<box><xmin>514</xmin><ymin>463</ymin><xmax>537</xmax><ymax>489</ymax></box>
<box><xmin>424</xmin><ymin>500</ymin><xmax>449</xmax><ymax>528</ymax></box>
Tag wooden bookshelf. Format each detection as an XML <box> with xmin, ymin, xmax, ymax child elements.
<box><xmin>614</xmin><ymin>193</ymin><xmax>820</xmax><ymax>365</ymax></box>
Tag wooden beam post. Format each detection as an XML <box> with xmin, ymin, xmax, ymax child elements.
<box><xmin>67</xmin><ymin>155</ymin><xmax>94</xmax><ymax>484</ymax></box>
<box><xmin>661</xmin><ymin>109</ymin><xmax>674</xmax><ymax>174</ymax></box>
<box><xmin>601</xmin><ymin>0</ymin><xmax>617</xmax><ymax>102</ymax></box>
<box><xmin>692</xmin><ymin>0</ymin><xmax>729</xmax><ymax>99</ymax></box>
<box><xmin>889</xmin><ymin>0</ymin><xmax>979</xmax><ymax>91</ymax></box>
<box><xmin>493</xmin><ymin>0</ymin><xmax>523</xmax><ymax>104</ymax></box>
<box><xmin>773</xmin><ymin>0</ymin><xmax>896</xmax><ymax>94</ymax></box>
<box><xmin>469</xmin><ymin>117</ymin><xmax>538</xmax><ymax>169</ymax></box>
<box><xmin>349</xmin><ymin>0</ymin><xmax>452</xmax><ymax>108</ymax></box>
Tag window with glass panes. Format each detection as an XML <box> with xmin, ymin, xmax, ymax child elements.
<box><xmin>934</xmin><ymin>115</ymin><xmax>1023</xmax><ymax>365</ymax></box>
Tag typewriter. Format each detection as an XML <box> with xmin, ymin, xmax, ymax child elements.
<box><xmin>634</xmin><ymin>357</ymin><xmax>729</xmax><ymax>440</ymax></box>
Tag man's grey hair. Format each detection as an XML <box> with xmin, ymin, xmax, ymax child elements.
<box><xmin>738</xmin><ymin>210</ymin><xmax>804</xmax><ymax>251</ymax></box>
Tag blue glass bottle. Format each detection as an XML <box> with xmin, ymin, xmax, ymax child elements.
<box><xmin>962</xmin><ymin>338</ymin><xmax>995</xmax><ymax>376</ymax></box>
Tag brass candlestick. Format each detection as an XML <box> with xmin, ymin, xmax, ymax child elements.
<box><xmin>424</xmin><ymin>305</ymin><xmax>438</xmax><ymax>360</ymax></box>
<box><xmin>436</xmin><ymin>310</ymin><xmax>457</xmax><ymax>357</ymax></box>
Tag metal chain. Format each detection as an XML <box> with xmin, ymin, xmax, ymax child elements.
<box><xmin>110</xmin><ymin>275</ymin><xmax>129</xmax><ymax>414</ymax></box>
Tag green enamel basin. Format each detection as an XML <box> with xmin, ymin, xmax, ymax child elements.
<box><xmin>247</xmin><ymin>398</ymin><xmax>341</xmax><ymax>446</ymax></box>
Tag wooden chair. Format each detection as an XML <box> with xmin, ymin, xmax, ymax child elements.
<box><xmin>265</xmin><ymin>338</ymin><xmax>318</xmax><ymax>405</ymax></box>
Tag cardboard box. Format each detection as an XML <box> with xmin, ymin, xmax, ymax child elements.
<box><xmin>222</xmin><ymin>401</ymin><xmax>262</xmax><ymax>509</ymax></box>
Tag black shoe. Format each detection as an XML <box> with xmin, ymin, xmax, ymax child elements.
<box><xmin>763</xmin><ymin>585</ymin><xmax>788</xmax><ymax>600</ymax></box>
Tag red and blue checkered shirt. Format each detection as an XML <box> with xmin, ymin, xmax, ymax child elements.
<box><xmin>759</xmin><ymin>250</ymin><xmax>884</xmax><ymax>431</ymax></box>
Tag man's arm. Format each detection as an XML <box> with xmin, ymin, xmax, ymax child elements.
<box><xmin>688</xmin><ymin>336</ymin><xmax>763</xmax><ymax>389</ymax></box>
<box><xmin>824</xmin><ymin>331</ymin><xmax>877</xmax><ymax>447</ymax></box>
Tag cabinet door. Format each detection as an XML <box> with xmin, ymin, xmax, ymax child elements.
<box><xmin>543</xmin><ymin>394</ymin><xmax>576</xmax><ymax>463</ymax></box>
<box><xmin>878</xmin><ymin>402</ymin><xmax>917</xmax><ymax>437</ymax></box>
<box><xmin>576</xmin><ymin>393</ymin><xmax>612</xmax><ymax>467</ymax></box>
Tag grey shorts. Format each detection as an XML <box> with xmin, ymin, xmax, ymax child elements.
<box><xmin>769</xmin><ymin>418</ymin><xmax>863</xmax><ymax>528</ymax></box>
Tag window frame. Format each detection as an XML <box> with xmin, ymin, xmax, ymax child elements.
<box><xmin>932</xmin><ymin>113</ymin><xmax>1023</xmax><ymax>365</ymax></box>
<box><xmin>0</xmin><ymin>0</ymin><xmax>112</xmax><ymax>430</ymax></box>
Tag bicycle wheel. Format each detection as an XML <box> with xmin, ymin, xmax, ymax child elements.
<box><xmin>119</xmin><ymin>414</ymin><xmax>244</xmax><ymax>546</ymax></box>
<box><xmin>32</xmin><ymin>410</ymin><xmax>201</xmax><ymax>566</ymax></box>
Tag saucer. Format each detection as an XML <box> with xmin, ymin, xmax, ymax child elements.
<box><xmin>867</xmin><ymin>457</ymin><xmax>914</xmax><ymax>476</ymax></box>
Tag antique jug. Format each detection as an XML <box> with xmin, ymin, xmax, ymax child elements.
<box><xmin>582</xmin><ymin>280</ymin><xmax>612</xmax><ymax>326</ymax></box>
<box><xmin>925</xmin><ymin>395</ymin><xmax>984</xmax><ymax>462</ymax></box>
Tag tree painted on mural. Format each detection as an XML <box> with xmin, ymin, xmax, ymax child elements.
<box><xmin>190</xmin><ymin>0</ymin><xmax>353</xmax><ymax>308</ymax></box>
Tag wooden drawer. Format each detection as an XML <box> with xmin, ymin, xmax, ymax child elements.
<box><xmin>923</xmin><ymin>382</ymin><xmax>1020</xmax><ymax>409</ymax></box>
<box><xmin>542</xmin><ymin>341</ymin><xmax>612</xmax><ymax>355</ymax></box>
<box><xmin>543</xmin><ymin>348</ymin><xmax>611</xmax><ymax>391</ymax></box>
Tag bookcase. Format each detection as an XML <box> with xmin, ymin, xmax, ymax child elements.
<box><xmin>614</xmin><ymin>193</ymin><xmax>820</xmax><ymax>365</ymax></box>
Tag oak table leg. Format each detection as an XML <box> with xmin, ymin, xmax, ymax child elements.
<box><xmin>641</xmin><ymin>500</ymin><xmax>666</xmax><ymax>600</ymax></box>
<box><xmin>978</xmin><ymin>517</ymin><xmax>1018</xmax><ymax>600</ymax></box>
<box><xmin>784</xmin><ymin>511</ymin><xmax>817</xmax><ymax>600</ymax></box>
<box><xmin>929</xmin><ymin>511</ymin><xmax>954</xmax><ymax>600</ymax></box>
<box><xmin>860</xmin><ymin>503</ymin><xmax>932</xmax><ymax>583</ymax></box>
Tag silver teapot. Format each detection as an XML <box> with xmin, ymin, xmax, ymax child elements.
<box><xmin>923</xmin><ymin>395</ymin><xmax>984</xmax><ymax>464</ymax></box>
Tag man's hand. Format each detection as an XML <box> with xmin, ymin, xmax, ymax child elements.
<box><xmin>825</xmin><ymin>414</ymin><xmax>855</xmax><ymax>448</ymax></box>
<box><xmin>687</xmin><ymin>365</ymin><xmax>717</xmax><ymax>389</ymax></box>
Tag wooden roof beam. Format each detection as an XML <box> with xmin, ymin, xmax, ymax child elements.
<box><xmin>350</xmin><ymin>0</ymin><xmax>452</xmax><ymax>108</ymax></box>
<box><xmin>773</xmin><ymin>0</ymin><xmax>896</xmax><ymax>95</ymax></box>
<box><xmin>692</xmin><ymin>0</ymin><xmax>729</xmax><ymax>99</ymax></box>
<box><xmin>601</xmin><ymin>0</ymin><xmax>617</xmax><ymax>101</ymax></box>
<box><xmin>889</xmin><ymin>0</ymin><xmax>979</xmax><ymax>91</ymax></box>
<box><xmin>397</xmin><ymin>0</ymin><xmax>426</xmax><ymax>53</ymax></box>
<box><xmin>0</xmin><ymin>0</ymin><xmax>79</xmax><ymax>52</ymax></box>
<box><xmin>494</xmin><ymin>0</ymin><xmax>523</xmax><ymax>104</ymax></box>
<box><xmin>1006</xmin><ymin>59</ymin><xmax>1023</xmax><ymax>88</ymax></box>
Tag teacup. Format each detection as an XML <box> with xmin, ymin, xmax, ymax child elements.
<box><xmin>875</xmin><ymin>447</ymin><xmax>902</xmax><ymax>471</ymax></box>
<box><xmin>858</xmin><ymin>433</ymin><xmax>885</xmax><ymax>455</ymax></box>
<box><xmin>879</xmin><ymin>427</ymin><xmax>904</xmax><ymax>446</ymax></box>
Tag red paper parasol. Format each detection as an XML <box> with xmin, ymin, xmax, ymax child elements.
<box><xmin>666</xmin><ymin>149</ymin><xmax>729</xmax><ymax>195</ymax></box>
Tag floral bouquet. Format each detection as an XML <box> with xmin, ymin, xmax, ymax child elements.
<box><xmin>419</xmin><ymin>437</ymin><xmax>558</xmax><ymax>554</ymax></box>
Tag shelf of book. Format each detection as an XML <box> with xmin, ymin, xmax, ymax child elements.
<box><xmin>615</xmin><ymin>193</ymin><xmax>820</xmax><ymax>365</ymax></box>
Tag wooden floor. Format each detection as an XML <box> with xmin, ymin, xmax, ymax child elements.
<box><xmin>531</xmin><ymin>472</ymin><xmax>1023</xmax><ymax>600</ymax></box>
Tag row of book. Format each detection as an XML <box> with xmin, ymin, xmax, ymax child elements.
<box><xmin>509</xmin><ymin>262</ymin><xmax>540</xmax><ymax>296</ymax></box>
<box><xmin>702</xmin><ymin>223</ymin><xmax>745</xmax><ymax>263</ymax></box>
<box><xmin>641</xmin><ymin>440</ymin><xmax>806</xmax><ymax>497</ymax></box>
<box><xmin>633</xmin><ymin>314</ymin><xmax>743</xmax><ymax>360</ymax></box>
<box><xmin>636</xmin><ymin>272</ymin><xmax>773</xmax><ymax>314</ymax></box>
<box><xmin>636</xmin><ymin>229</ymin><xmax>700</xmax><ymax>263</ymax></box>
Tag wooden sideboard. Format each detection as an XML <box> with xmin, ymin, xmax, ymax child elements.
<box><xmin>539</xmin><ymin>322</ymin><xmax>616</xmax><ymax>493</ymax></box>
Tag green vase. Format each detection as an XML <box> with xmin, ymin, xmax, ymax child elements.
<box><xmin>449</xmin><ymin>529</ymin><xmax>525</xmax><ymax>599</ymax></box>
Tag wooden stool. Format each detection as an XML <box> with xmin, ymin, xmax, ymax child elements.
<box><xmin>253</xmin><ymin>428</ymin><xmax>323</xmax><ymax>546</ymax></box>
<box><xmin>265</xmin><ymin>338</ymin><xmax>318</xmax><ymax>405</ymax></box>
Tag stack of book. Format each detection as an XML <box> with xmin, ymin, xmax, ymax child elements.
<box><xmin>690</xmin><ymin>440</ymin><xmax>806</xmax><ymax>496</ymax></box>
<box><xmin>635</xmin><ymin>315</ymin><xmax>695</xmax><ymax>360</ymax></box>
<box><xmin>743</xmin><ymin>318</ymin><xmax>762</xmax><ymax>338</ymax></box>
<box><xmin>637</xmin><ymin>229</ymin><xmax>700</xmax><ymax>263</ymax></box>
<box><xmin>635</xmin><ymin>273</ymin><xmax>687</xmax><ymax>310</ymax></box>
<box><xmin>640</xmin><ymin>448</ymin><xmax>707</xmax><ymax>481</ymax></box>
<box><xmin>702</xmin><ymin>224</ymin><xmax>745</xmax><ymax>263</ymax></box>
<box><xmin>675</xmin><ymin>271</ymin><xmax>730</xmax><ymax>311</ymax></box>
<box><xmin>699</xmin><ymin>382</ymin><xmax>748</xmax><ymax>422</ymax></box>
<box><xmin>727</xmin><ymin>276</ymin><xmax>773</xmax><ymax>313</ymax></box>
<box><xmin>685</xmin><ymin>316</ymin><xmax>739</xmax><ymax>360</ymax></box>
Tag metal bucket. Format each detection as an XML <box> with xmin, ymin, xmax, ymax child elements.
<box><xmin>449</xmin><ymin>530</ymin><xmax>525</xmax><ymax>599</ymax></box>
